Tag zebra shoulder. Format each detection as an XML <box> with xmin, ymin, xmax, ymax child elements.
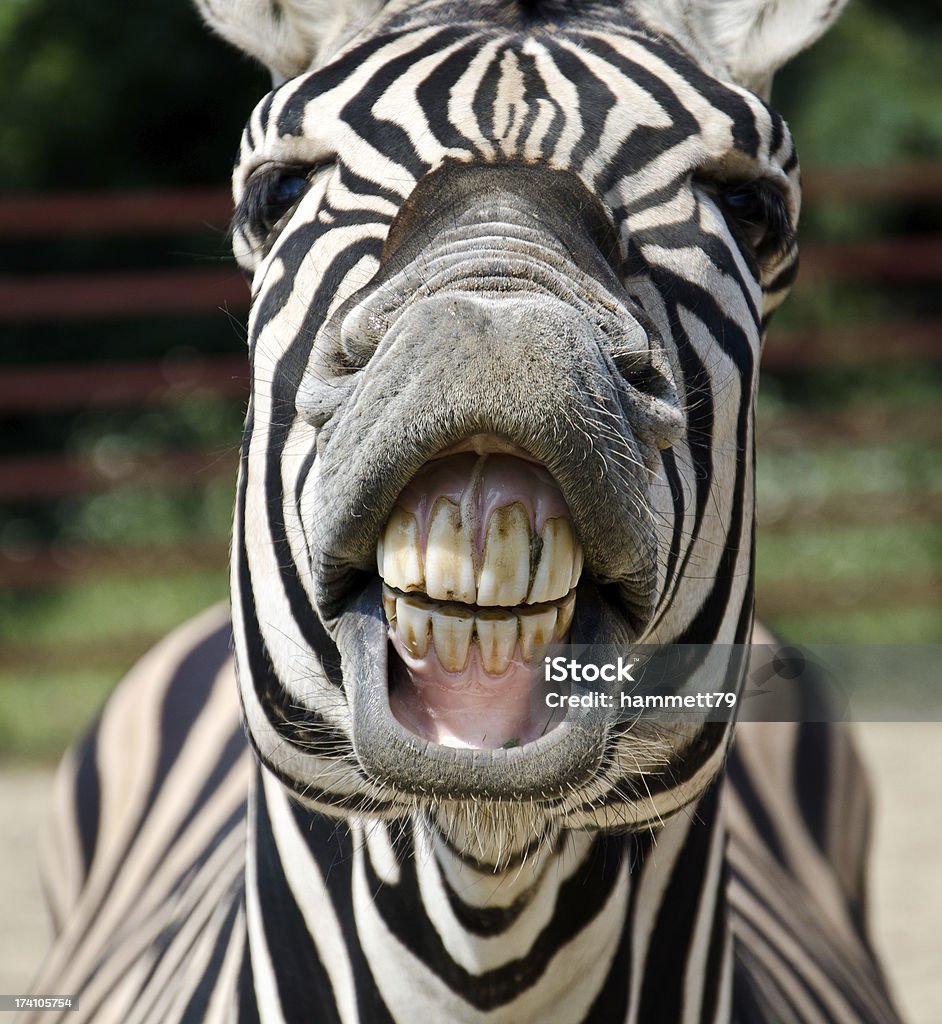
<box><xmin>725</xmin><ymin>632</ymin><xmax>898</xmax><ymax>1023</ymax></box>
<box><xmin>30</xmin><ymin>605</ymin><xmax>250</xmax><ymax>1021</ymax></box>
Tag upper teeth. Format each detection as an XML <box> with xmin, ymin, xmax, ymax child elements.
<box><xmin>378</xmin><ymin>499</ymin><xmax>583</xmax><ymax>607</ymax></box>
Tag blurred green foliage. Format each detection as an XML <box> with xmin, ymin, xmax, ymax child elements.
<box><xmin>775</xmin><ymin>0</ymin><xmax>942</xmax><ymax>167</ymax></box>
<box><xmin>0</xmin><ymin>0</ymin><xmax>267</xmax><ymax>191</ymax></box>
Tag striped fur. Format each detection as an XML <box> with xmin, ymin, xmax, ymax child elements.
<box><xmin>24</xmin><ymin>2</ymin><xmax>902</xmax><ymax>1021</ymax></box>
<box><xmin>25</xmin><ymin>619</ymin><xmax>899</xmax><ymax>1022</ymax></box>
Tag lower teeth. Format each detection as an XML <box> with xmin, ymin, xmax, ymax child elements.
<box><xmin>383</xmin><ymin>585</ymin><xmax>575</xmax><ymax>675</ymax></box>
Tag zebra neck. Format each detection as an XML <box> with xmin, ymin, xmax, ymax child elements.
<box><xmin>246</xmin><ymin>767</ymin><xmax>732</xmax><ymax>1023</ymax></box>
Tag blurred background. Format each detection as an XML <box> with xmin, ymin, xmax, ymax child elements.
<box><xmin>0</xmin><ymin>0</ymin><xmax>939</xmax><ymax>1017</ymax></box>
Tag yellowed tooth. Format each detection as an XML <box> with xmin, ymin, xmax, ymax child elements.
<box><xmin>518</xmin><ymin>604</ymin><xmax>558</xmax><ymax>662</ymax></box>
<box><xmin>381</xmin><ymin>508</ymin><xmax>424</xmax><ymax>593</ymax></box>
<box><xmin>527</xmin><ymin>517</ymin><xmax>576</xmax><ymax>604</ymax></box>
<box><xmin>431</xmin><ymin>606</ymin><xmax>474</xmax><ymax>672</ymax></box>
<box><xmin>555</xmin><ymin>590</ymin><xmax>576</xmax><ymax>639</ymax></box>
<box><xmin>569</xmin><ymin>541</ymin><xmax>584</xmax><ymax>591</ymax></box>
<box><xmin>476</xmin><ymin>502</ymin><xmax>530</xmax><ymax>607</ymax></box>
<box><xmin>425</xmin><ymin>498</ymin><xmax>476</xmax><ymax>604</ymax></box>
<box><xmin>382</xmin><ymin>587</ymin><xmax>397</xmax><ymax>625</ymax></box>
<box><xmin>475</xmin><ymin>610</ymin><xmax>518</xmax><ymax>675</ymax></box>
<box><xmin>396</xmin><ymin>594</ymin><xmax>433</xmax><ymax>658</ymax></box>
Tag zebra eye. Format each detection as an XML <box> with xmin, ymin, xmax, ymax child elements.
<box><xmin>716</xmin><ymin>180</ymin><xmax>794</xmax><ymax>262</ymax></box>
<box><xmin>237</xmin><ymin>164</ymin><xmax>320</xmax><ymax>240</ymax></box>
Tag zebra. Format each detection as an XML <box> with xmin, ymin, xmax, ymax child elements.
<box><xmin>22</xmin><ymin>1</ymin><xmax>904</xmax><ymax>1022</ymax></box>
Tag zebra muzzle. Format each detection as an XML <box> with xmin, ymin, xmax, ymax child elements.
<box><xmin>376</xmin><ymin>452</ymin><xmax>583</xmax><ymax>749</ymax></box>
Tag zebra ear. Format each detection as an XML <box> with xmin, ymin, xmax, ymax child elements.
<box><xmin>640</xmin><ymin>0</ymin><xmax>848</xmax><ymax>99</ymax></box>
<box><xmin>195</xmin><ymin>0</ymin><xmax>386</xmax><ymax>81</ymax></box>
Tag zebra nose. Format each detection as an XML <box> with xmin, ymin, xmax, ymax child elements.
<box><xmin>332</xmin><ymin>286</ymin><xmax>680</xmax><ymax>466</ymax></box>
<box><xmin>364</xmin><ymin>289</ymin><xmax>685</xmax><ymax>465</ymax></box>
<box><xmin>298</xmin><ymin>288</ymin><xmax>684</xmax><ymax>466</ymax></box>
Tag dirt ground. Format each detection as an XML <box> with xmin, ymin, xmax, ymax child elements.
<box><xmin>1</xmin><ymin>724</ymin><xmax>939</xmax><ymax>1020</ymax></box>
<box><xmin>852</xmin><ymin>724</ymin><xmax>942</xmax><ymax>1024</ymax></box>
<box><xmin>0</xmin><ymin>769</ymin><xmax>53</xmax><ymax>999</ymax></box>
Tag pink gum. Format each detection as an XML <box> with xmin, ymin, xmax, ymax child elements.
<box><xmin>393</xmin><ymin>454</ymin><xmax>572</xmax><ymax>557</ymax></box>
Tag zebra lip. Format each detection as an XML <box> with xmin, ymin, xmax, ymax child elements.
<box><xmin>334</xmin><ymin>576</ymin><xmax>626</xmax><ymax>800</ymax></box>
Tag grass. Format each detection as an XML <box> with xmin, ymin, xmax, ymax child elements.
<box><xmin>0</xmin><ymin>573</ymin><xmax>229</xmax><ymax>764</ymax></box>
<box><xmin>757</xmin><ymin>443</ymin><xmax>941</xmax><ymax>506</ymax></box>
<box><xmin>766</xmin><ymin>608</ymin><xmax>941</xmax><ymax>646</ymax></box>
<box><xmin>0</xmin><ymin>671</ymin><xmax>117</xmax><ymax>762</ymax></box>
<box><xmin>756</xmin><ymin>523</ymin><xmax>941</xmax><ymax>585</ymax></box>
<box><xmin>0</xmin><ymin>572</ymin><xmax>228</xmax><ymax>647</ymax></box>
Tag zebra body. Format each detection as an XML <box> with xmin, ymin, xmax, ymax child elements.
<box><xmin>28</xmin><ymin>615</ymin><xmax>895</xmax><ymax>1023</ymax></box>
<box><xmin>25</xmin><ymin>1</ymin><xmax>902</xmax><ymax>1021</ymax></box>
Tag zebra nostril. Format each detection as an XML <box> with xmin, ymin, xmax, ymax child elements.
<box><xmin>608</xmin><ymin>347</ymin><xmax>685</xmax><ymax>456</ymax></box>
<box><xmin>338</xmin><ymin>301</ymin><xmax>392</xmax><ymax>370</ymax></box>
<box><xmin>294</xmin><ymin>369</ymin><xmax>356</xmax><ymax>429</ymax></box>
<box><xmin>611</xmin><ymin>348</ymin><xmax>675</xmax><ymax>399</ymax></box>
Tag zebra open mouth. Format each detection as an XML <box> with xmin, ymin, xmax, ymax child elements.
<box><xmin>377</xmin><ymin>450</ymin><xmax>582</xmax><ymax>749</ymax></box>
<box><xmin>332</xmin><ymin>428</ymin><xmax>646</xmax><ymax>799</ymax></box>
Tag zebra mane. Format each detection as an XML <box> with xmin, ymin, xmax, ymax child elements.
<box><xmin>197</xmin><ymin>0</ymin><xmax>847</xmax><ymax>95</ymax></box>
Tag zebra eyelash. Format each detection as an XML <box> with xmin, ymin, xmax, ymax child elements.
<box><xmin>233</xmin><ymin>162</ymin><xmax>330</xmax><ymax>245</ymax></box>
<box><xmin>699</xmin><ymin>177</ymin><xmax>796</xmax><ymax>266</ymax></box>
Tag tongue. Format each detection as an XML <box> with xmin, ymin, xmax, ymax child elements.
<box><xmin>388</xmin><ymin>640</ymin><xmax>563</xmax><ymax>750</ymax></box>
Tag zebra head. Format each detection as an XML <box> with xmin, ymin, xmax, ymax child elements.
<box><xmin>199</xmin><ymin>0</ymin><xmax>844</xmax><ymax>860</ymax></box>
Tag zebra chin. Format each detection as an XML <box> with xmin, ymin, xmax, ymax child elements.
<box><xmin>333</xmin><ymin>570</ymin><xmax>675</xmax><ymax>807</ymax></box>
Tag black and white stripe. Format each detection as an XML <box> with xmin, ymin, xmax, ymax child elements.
<box><xmin>24</xmin><ymin>2</ymin><xmax>901</xmax><ymax>1022</ymax></box>
<box><xmin>26</xmin><ymin>633</ymin><xmax>899</xmax><ymax>1022</ymax></box>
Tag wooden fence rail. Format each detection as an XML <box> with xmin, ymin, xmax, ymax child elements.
<box><xmin>0</xmin><ymin>187</ymin><xmax>233</xmax><ymax>238</ymax></box>
<box><xmin>3</xmin><ymin>240</ymin><xmax>942</xmax><ymax>321</ymax></box>
<box><xmin>0</xmin><ymin>321</ymin><xmax>937</xmax><ymax>418</ymax></box>
<box><xmin>0</xmin><ymin>268</ymin><xmax>248</xmax><ymax>320</ymax></box>
<box><xmin>0</xmin><ymin>164</ymin><xmax>938</xmax><ymax>241</ymax></box>
<box><xmin>0</xmin><ymin>450</ymin><xmax>239</xmax><ymax>502</ymax></box>
<box><xmin>0</xmin><ymin>356</ymin><xmax>248</xmax><ymax>412</ymax></box>
<box><xmin>1</xmin><ymin>169</ymin><xmax>939</xmax><ymax>625</ymax></box>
